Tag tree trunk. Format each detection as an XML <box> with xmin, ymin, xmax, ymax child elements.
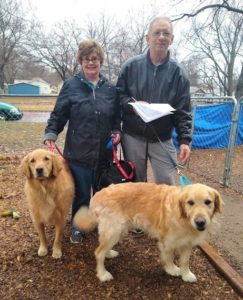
<box><xmin>235</xmin><ymin>64</ymin><xmax>243</xmax><ymax>100</ymax></box>
<box><xmin>0</xmin><ymin>66</ymin><xmax>5</xmax><ymax>91</ymax></box>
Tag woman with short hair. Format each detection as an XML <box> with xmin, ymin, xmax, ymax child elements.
<box><xmin>44</xmin><ymin>40</ymin><xmax>121</xmax><ymax>243</ymax></box>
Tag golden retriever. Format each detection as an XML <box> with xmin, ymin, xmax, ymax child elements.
<box><xmin>74</xmin><ymin>182</ymin><xmax>223</xmax><ymax>282</ymax></box>
<box><xmin>20</xmin><ymin>149</ymin><xmax>75</xmax><ymax>258</ymax></box>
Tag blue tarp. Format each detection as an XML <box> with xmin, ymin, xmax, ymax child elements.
<box><xmin>173</xmin><ymin>103</ymin><xmax>243</xmax><ymax>149</ymax></box>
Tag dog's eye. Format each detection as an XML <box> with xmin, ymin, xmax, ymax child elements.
<box><xmin>204</xmin><ymin>199</ymin><xmax>212</xmax><ymax>205</ymax></box>
<box><xmin>188</xmin><ymin>200</ymin><xmax>194</xmax><ymax>206</ymax></box>
<box><xmin>44</xmin><ymin>156</ymin><xmax>50</xmax><ymax>161</ymax></box>
<box><xmin>30</xmin><ymin>158</ymin><xmax>35</xmax><ymax>163</ymax></box>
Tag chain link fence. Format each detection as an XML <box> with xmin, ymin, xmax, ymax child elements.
<box><xmin>187</xmin><ymin>96</ymin><xmax>243</xmax><ymax>192</ymax></box>
<box><xmin>0</xmin><ymin>95</ymin><xmax>243</xmax><ymax>193</ymax></box>
<box><xmin>0</xmin><ymin>101</ymin><xmax>23</xmax><ymax>121</ymax></box>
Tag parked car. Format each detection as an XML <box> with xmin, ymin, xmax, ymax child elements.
<box><xmin>0</xmin><ymin>101</ymin><xmax>23</xmax><ymax>121</ymax></box>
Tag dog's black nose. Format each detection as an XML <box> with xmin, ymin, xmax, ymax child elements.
<box><xmin>195</xmin><ymin>217</ymin><xmax>206</xmax><ymax>231</ymax></box>
<box><xmin>36</xmin><ymin>167</ymin><xmax>44</xmax><ymax>176</ymax></box>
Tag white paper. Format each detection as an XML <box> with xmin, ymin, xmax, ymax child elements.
<box><xmin>129</xmin><ymin>102</ymin><xmax>175</xmax><ymax>123</ymax></box>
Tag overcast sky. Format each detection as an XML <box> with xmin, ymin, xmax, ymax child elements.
<box><xmin>23</xmin><ymin>0</ymin><xmax>194</xmax><ymax>29</ymax></box>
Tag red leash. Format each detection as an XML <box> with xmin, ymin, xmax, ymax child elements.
<box><xmin>48</xmin><ymin>142</ymin><xmax>134</xmax><ymax>180</ymax></box>
<box><xmin>47</xmin><ymin>143</ymin><xmax>64</xmax><ymax>157</ymax></box>
<box><xmin>112</xmin><ymin>144</ymin><xmax>134</xmax><ymax>180</ymax></box>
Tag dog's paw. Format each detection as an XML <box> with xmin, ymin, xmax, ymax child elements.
<box><xmin>52</xmin><ymin>248</ymin><xmax>62</xmax><ymax>259</ymax></box>
<box><xmin>165</xmin><ymin>265</ymin><xmax>181</xmax><ymax>277</ymax></box>
<box><xmin>182</xmin><ymin>271</ymin><xmax>197</xmax><ymax>282</ymax></box>
<box><xmin>106</xmin><ymin>250</ymin><xmax>119</xmax><ymax>258</ymax></box>
<box><xmin>97</xmin><ymin>270</ymin><xmax>114</xmax><ymax>282</ymax></box>
<box><xmin>38</xmin><ymin>246</ymin><xmax>48</xmax><ymax>257</ymax></box>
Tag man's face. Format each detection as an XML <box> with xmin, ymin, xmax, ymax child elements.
<box><xmin>146</xmin><ymin>20</ymin><xmax>174</xmax><ymax>54</ymax></box>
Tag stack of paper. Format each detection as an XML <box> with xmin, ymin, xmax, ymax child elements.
<box><xmin>129</xmin><ymin>102</ymin><xmax>175</xmax><ymax>123</ymax></box>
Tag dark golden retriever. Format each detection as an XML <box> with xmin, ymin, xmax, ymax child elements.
<box><xmin>74</xmin><ymin>182</ymin><xmax>223</xmax><ymax>282</ymax></box>
<box><xmin>20</xmin><ymin>149</ymin><xmax>74</xmax><ymax>258</ymax></box>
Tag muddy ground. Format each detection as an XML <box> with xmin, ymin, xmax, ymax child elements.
<box><xmin>0</xmin><ymin>121</ymin><xmax>243</xmax><ymax>299</ymax></box>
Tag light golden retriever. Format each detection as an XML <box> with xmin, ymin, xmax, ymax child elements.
<box><xmin>20</xmin><ymin>149</ymin><xmax>75</xmax><ymax>258</ymax></box>
<box><xmin>74</xmin><ymin>182</ymin><xmax>223</xmax><ymax>282</ymax></box>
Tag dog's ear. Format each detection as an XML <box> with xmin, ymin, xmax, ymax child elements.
<box><xmin>19</xmin><ymin>155</ymin><xmax>31</xmax><ymax>178</ymax></box>
<box><xmin>179</xmin><ymin>197</ymin><xmax>187</xmax><ymax>219</ymax></box>
<box><xmin>213</xmin><ymin>189</ymin><xmax>224</xmax><ymax>214</ymax></box>
<box><xmin>51</xmin><ymin>154</ymin><xmax>63</xmax><ymax>177</ymax></box>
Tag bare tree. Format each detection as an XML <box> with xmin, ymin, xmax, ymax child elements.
<box><xmin>126</xmin><ymin>9</ymin><xmax>153</xmax><ymax>55</ymax></box>
<box><xmin>84</xmin><ymin>14</ymin><xmax>119</xmax><ymax>81</ymax></box>
<box><xmin>184</xmin><ymin>7</ymin><xmax>243</xmax><ymax>96</ymax></box>
<box><xmin>172</xmin><ymin>0</ymin><xmax>243</xmax><ymax>22</ymax></box>
<box><xmin>235</xmin><ymin>62</ymin><xmax>243</xmax><ymax>99</ymax></box>
<box><xmin>28</xmin><ymin>20</ymin><xmax>83</xmax><ymax>81</ymax></box>
<box><xmin>0</xmin><ymin>0</ymin><xmax>27</xmax><ymax>90</ymax></box>
<box><xmin>180</xmin><ymin>55</ymin><xmax>202</xmax><ymax>86</ymax></box>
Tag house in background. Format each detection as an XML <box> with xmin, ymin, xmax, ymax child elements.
<box><xmin>29</xmin><ymin>78</ymin><xmax>51</xmax><ymax>95</ymax></box>
<box><xmin>12</xmin><ymin>78</ymin><xmax>51</xmax><ymax>95</ymax></box>
<box><xmin>8</xmin><ymin>82</ymin><xmax>40</xmax><ymax>95</ymax></box>
<box><xmin>190</xmin><ymin>86</ymin><xmax>220</xmax><ymax>97</ymax></box>
<box><xmin>190</xmin><ymin>86</ymin><xmax>207</xmax><ymax>97</ymax></box>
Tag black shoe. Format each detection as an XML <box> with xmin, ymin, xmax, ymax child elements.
<box><xmin>70</xmin><ymin>230</ymin><xmax>84</xmax><ymax>244</ymax></box>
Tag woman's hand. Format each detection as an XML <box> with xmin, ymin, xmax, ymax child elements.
<box><xmin>112</xmin><ymin>133</ymin><xmax>121</xmax><ymax>145</ymax></box>
<box><xmin>44</xmin><ymin>139</ymin><xmax>56</xmax><ymax>150</ymax></box>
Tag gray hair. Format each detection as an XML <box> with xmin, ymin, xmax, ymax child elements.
<box><xmin>148</xmin><ymin>16</ymin><xmax>173</xmax><ymax>34</ymax></box>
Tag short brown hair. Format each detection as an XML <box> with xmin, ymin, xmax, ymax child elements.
<box><xmin>77</xmin><ymin>40</ymin><xmax>104</xmax><ymax>65</ymax></box>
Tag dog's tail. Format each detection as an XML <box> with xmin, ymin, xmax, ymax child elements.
<box><xmin>73</xmin><ymin>206</ymin><xmax>97</xmax><ymax>232</ymax></box>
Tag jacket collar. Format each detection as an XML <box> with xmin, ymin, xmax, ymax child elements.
<box><xmin>75</xmin><ymin>69</ymin><xmax>108</xmax><ymax>86</ymax></box>
<box><xmin>146</xmin><ymin>50</ymin><xmax>170</xmax><ymax>68</ymax></box>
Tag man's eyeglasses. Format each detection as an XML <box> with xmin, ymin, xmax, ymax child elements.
<box><xmin>151</xmin><ymin>31</ymin><xmax>172</xmax><ymax>38</ymax></box>
<box><xmin>82</xmin><ymin>56</ymin><xmax>100</xmax><ymax>63</ymax></box>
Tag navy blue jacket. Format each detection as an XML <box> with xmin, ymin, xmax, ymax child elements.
<box><xmin>45</xmin><ymin>71</ymin><xmax>121</xmax><ymax>169</ymax></box>
<box><xmin>117</xmin><ymin>51</ymin><xmax>192</xmax><ymax>145</ymax></box>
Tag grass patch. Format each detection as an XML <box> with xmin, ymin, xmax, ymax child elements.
<box><xmin>1</xmin><ymin>97</ymin><xmax>57</xmax><ymax>112</ymax></box>
<box><xmin>0</xmin><ymin>122</ymin><xmax>66</xmax><ymax>155</ymax></box>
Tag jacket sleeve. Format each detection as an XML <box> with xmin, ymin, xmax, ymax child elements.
<box><xmin>44</xmin><ymin>81</ymin><xmax>70</xmax><ymax>141</ymax></box>
<box><xmin>172</xmin><ymin>73</ymin><xmax>192</xmax><ymax>145</ymax></box>
<box><xmin>116</xmin><ymin>65</ymin><xmax>136</xmax><ymax>115</ymax></box>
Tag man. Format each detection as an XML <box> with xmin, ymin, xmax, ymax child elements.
<box><xmin>117</xmin><ymin>16</ymin><xmax>192</xmax><ymax>186</ymax></box>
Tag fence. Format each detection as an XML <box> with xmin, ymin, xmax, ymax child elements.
<box><xmin>187</xmin><ymin>96</ymin><xmax>243</xmax><ymax>191</ymax></box>
<box><xmin>0</xmin><ymin>95</ymin><xmax>243</xmax><ymax>192</ymax></box>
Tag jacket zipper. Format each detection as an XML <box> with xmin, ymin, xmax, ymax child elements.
<box><xmin>149</xmin><ymin>65</ymin><xmax>158</xmax><ymax>103</ymax></box>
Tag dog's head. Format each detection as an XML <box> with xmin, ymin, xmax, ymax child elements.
<box><xmin>179</xmin><ymin>183</ymin><xmax>223</xmax><ymax>232</ymax></box>
<box><xmin>20</xmin><ymin>149</ymin><xmax>63</xmax><ymax>180</ymax></box>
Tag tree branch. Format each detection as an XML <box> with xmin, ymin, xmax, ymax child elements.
<box><xmin>172</xmin><ymin>4</ymin><xmax>243</xmax><ymax>22</ymax></box>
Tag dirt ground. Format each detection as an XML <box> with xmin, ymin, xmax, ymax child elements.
<box><xmin>0</xmin><ymin>148</ymin><xmax>243</xmax><ymax>299</ymax></box>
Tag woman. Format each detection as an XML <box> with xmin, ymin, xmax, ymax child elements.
<box><xmin>44</xmin><ymin>40</ymin><xmax>121</xmax><ymax>243</ymax></box>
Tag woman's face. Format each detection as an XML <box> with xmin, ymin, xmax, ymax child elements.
<box><xmin>81</xmin><ymin>51</ymin><xmax>101</xmax><ymax>80</ymax></box>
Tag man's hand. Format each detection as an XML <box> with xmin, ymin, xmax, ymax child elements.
<box><xmin>179</xmin><ymin>144</ymin><xmax>190</xmax><ymax>165</ymax></box>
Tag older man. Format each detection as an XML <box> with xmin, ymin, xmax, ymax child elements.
<box><xmin>117</xmin><ymin>16</ymin><xmax>192</xmax><ymax>186</ymax></box>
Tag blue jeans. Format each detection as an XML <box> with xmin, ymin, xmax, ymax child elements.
<box><xmin>67</xmin><ymin>161</ymin><xmax>95</xmax><ymax>230</ymax></box>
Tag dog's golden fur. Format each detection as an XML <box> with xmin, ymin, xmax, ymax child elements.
<box><xmin>74</xmin><ymin>182</ymin><xmax>223</xmax><ymax>282</ymax></box>
<box><xmin>20</xmin><ymin>149</ymin><xmax>75</xmax><ymax>258</ymax></box>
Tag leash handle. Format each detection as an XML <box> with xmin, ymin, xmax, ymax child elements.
<box><xmin>179</xmin><ymin>174</ymin><xmax>192</xmax><ymax>187</ymax></box>
<box><xmin>112</xmin><ymin>144</ymin><xmax>134</xmax><ymax>180</ymax></box>
<box><xmin>177</xmin><ymin>167</ymin><xmax>191</xmax><ymax>187</ymax></box>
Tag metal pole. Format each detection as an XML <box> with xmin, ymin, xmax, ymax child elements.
<box><xmin>222</xmin><ymin>97</ymin><xmax>240</xmax><ymax>186</ymax></box>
